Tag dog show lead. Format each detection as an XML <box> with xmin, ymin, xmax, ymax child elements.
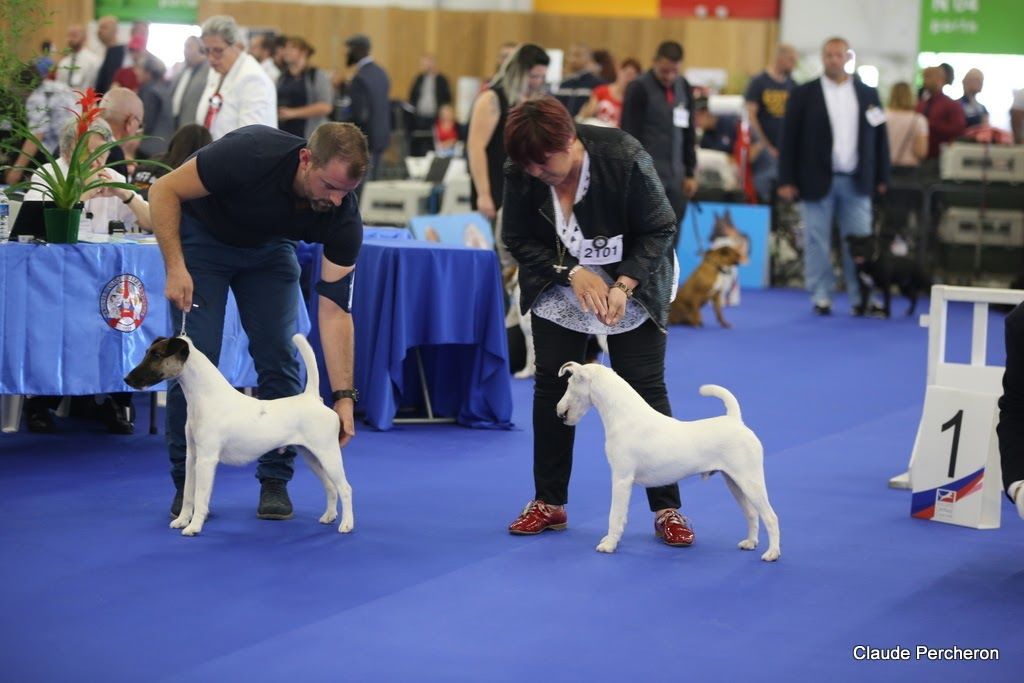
<box><xmin>500</xmin><ymin>96</ymin><xmax>695</xmax><ymax>546</ymax></box>
<box><xmin>148</xmin><ymin>122</ymin><xmax>367</xmax><ymax>520</ymax></box>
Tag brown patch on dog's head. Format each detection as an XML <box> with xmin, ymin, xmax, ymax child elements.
<box><xmin>705</xmin><ymin>245</ymin><xmax>742</xmax><ymax>268</ymax></box>
<box><xmin>123</xmin><ymin>337</ymin><xmax>191</xmax><ymax>390</ymax></box>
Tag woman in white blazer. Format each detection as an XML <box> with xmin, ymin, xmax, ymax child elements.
<box><xmin>195</xmin><ymin>15</ymin><xmax>277</xmax><ymax>140</ymax></box>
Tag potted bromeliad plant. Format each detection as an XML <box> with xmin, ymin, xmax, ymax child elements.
<box><xmin>1</xmin><ymin>87</ymin><xmax>159</xmax><ymax>243</ymax></box>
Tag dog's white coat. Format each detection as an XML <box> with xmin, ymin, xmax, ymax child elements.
<box><xmin>165</xmin><ymin>334</ymin><xmax>353</xmax><ymax>536</ymax></box>
<box><xmin>555</xmin><ymin>362</ymin><xmax>780</xmax><ymax>561</ymax></box>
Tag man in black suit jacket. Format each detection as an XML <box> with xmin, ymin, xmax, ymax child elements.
<box><xmin>998</xmin><ymin>304</ymin><xmax>1024</xmax><ymax>519</ymax></box>
<box><xmin>94</xmin><ymin>15</ymin><xmax>126</xmax><ymax>94</ymax></box>
<box><xmin>344</xmin><ymin>34</ymin><xmax>391</xmax><ymax>180</ymax></box>
<box><xmin>778</xmin><ymin>37</ymin><xmax>890</xmax><ymax>316</ymax></box>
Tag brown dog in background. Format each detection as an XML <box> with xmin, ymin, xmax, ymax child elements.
<box><xmin>670</xmin><ymin>246</ymin><xmax>743</xmax><ymax>328</ymax></box>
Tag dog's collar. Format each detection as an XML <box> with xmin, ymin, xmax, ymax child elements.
<box><xmin>718</xmin><ymin>266</ymin><xmax>730</xmax><ymax>274</ymax></box>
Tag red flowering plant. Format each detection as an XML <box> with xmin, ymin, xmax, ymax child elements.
<box><xmin>1</xmin><ymin>88</ymin><xmax>166</xmax><ymax>209</ymax></box>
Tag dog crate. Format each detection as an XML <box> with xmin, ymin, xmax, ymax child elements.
<box><xmin>940</xmin><ymin>144</ymin><xmax>1024</xmax><ymax>183</ymax></box>
<box><xmin>937</xmin><ymin>207</ymin><xmax>1024</xmax><ymax>248</ymax></box>
<box><xmin>359</xmin><ymin>180</ymin><xmax>434</xmax><ymax>226</ymax></box>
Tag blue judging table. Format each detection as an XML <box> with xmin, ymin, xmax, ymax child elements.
<box><xmin>1</xmin><ymin>234</ymin><xmax>512</xmax><ymax>432</ymax></box>
<box><xmin>0</xmin><ymin>242</ymin><xmax>310</xmax><ymax>395</ymax></box>
<box><xmin>306</xmin><ymin>238</ymin><xmax>513</xmax><ymax>431</ymax></box>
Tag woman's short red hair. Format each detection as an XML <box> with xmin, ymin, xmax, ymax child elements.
<box><xmin>504</xmin><ymin>96</ymin><xmax>576</xmax><ymax>168</ymax></box>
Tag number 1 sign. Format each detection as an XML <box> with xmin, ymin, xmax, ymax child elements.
<box><xmin>910</xmin><ymin>385</ymin><xmax>1003</xmax><ymax>529</ymax></box>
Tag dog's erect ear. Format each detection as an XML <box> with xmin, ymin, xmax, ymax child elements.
<box><xmin>558</xmin><ymin>361</ymin><xmax>582</xmax><ymax>378</ymax></box>
<box><xmin>163</xmin><ymin>337</ymin><xmax>190</xmax><ymax>361</ymax></box>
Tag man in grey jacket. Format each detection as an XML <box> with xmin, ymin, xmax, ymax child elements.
<box><xmin>170</xmin><ymin>36</ymin><xmax>209</xmax><ymax>130</ymax></box>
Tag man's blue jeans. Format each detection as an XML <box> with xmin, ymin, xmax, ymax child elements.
<box><xmin>166</xmin><ymin>214</ymin><xmax>301</xmax><ymax>489</ymax></box>
<box><xmin>799</xmin><ymin>174</ymin><xmax>872</xmax><ymax>308</ymax></box>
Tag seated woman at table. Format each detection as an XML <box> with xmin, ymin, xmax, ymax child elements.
<box><xmin>23</xmin><ymin>118</ymin><xmax>153</xmax><ymax>236</ymax></box>
<box><xmin>500</xmin><ymin>96</ymin><xmax>694</xmax><ymax>546</ymax></box>
<box><xmin>132</xmin><ymin>124</ymin><xmax>213</xmax><ymax>198</ymax></box>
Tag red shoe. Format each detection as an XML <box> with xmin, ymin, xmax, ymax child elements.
<box><xmin>508</xmin><ymin>500</ymin><xmax>567</xmax><ymax>535</ymax></box>
<box><xmin>654</xmin><ymin>510</ymin><xmax>694</xmax><ymax>547</ymax></box>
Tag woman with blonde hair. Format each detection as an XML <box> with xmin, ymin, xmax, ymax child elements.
<box><xmin>886</xmin><ymin>82</ymin><xmax>929</xmax><ymax>168</ymax></box>
<box><xmin>466</xmin><ymin>43</ymin><xmax>550</xmax><ymax>226</ymax></box>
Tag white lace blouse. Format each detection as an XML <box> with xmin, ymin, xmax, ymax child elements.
<box><xmin>531</xmin><ymin>151</ymin><xmax>650</xmax><ymax>335</ymax></box>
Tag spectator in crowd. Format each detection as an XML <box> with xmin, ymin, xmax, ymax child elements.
<box><xmin>133</xmin><ymin>124</ymin><xmax>212</xmax><ymax>195</ymax></box>
<box><xmin>170</xmin><ymin>36</ymin><xmax>210</xmax><ymax>130</ymax></box>
<box><xmin>135</xmin><ymin>55</ymin><xmax>174</xmax><ymax>158</ymax></box>
<box><xmin>592</xmin><ymin>50</ymin><xmax>616</xmax><ymax>84</ymax></box>
<box><xmin>744</xmin><ymin>44</ymin><xmax>798</xmax><ymax>203</ymax></box>
<box><xmin>882</xmin><ymin>82</ymin><xmax>928</xmax><ymax>244</ymax></box>
<box><xmin>492</xmin><ymin>42</ymin><xmax>517</xmax><ymax>79</ymax></box>
<box><xmin>100</xmin><ymin>86</ymin><xmax>145</xmax><ymax>178</ymax></box>
<box><xmin>466</xmin><ymin>42</ymin><xmax>549</xmax><ymax>258</ymax></box>
<box><xmin>342</xmin><ymin>34</ymin><xmax>390</xmax><ymax>179</ymax></box>
<box><xmin>886</xmin><ymin>82</ymin><xmax>928</xmax><ymax>170</ymax></box>
<box><xmin>621</xmin><ymin>40</ymin><xmax>698</xmax><ymax>237</ymax></box>
<box><xmin>500</xmin><ymin>96</ymin><xmax>693</xmax><ymax>546</ymax></box>
<box><xmin>959</xmin><ymin>68</ymin><xmax>988</xmax><ymax>128</ymax></box>
<box><xmin>1013</xmin><ymin>89</ymin><xmax>1024</xmax><ymax>144</ymax></box>
<box><xmin>111</xmin><ymin>35</ymin><xmax>146</xmax><ymax>92</ymax></box>
<box><xmin>997</xmin><ymin>303</ymin><xmax>1024</xmax><ymax>521</ymax></box>
<box><xmin>22</xmin><ymin>118</ymin><xmax>152</xmax><ymax>435</ymax></box>
<box><xmin>778</xmin><ymin>36</ymin><xmax>890</xmax><ymax>317</ymax></box>
<box><xmin>195</xmin><ymin>15</ymin><xmax>277</xmax><ymax>140</ymax></box>
<box><xmin>95</xmin><ymin>15</ymin><xmax>127</xmax><ymax>94</ymax></box>
<box><xmin>55</xmin><ymin>24</ymin><xmax>101</xmax><ymax>91</ymax></box>
<box><xmin>555</xmin><ymin>43</ymin><xmax>604</xmax><ymax>117</ymax></box>
<box><xmin>408</xmin><ymin>54</ymin><xmax>452</xmax><ymax>156</ymax></box>
<box><xmin>3</xmin><ymin>69</ymin><xmax>77</xmax><ymax>186</ymax></box>
<box><xmin>433</xmin><ymin>103</ymin><xmax>460</xmax><ymax>155</ymax></box>
<box><xmin>249</xmin><ymin>32</ymin><xmax>281</xmax><ymax>83</ymax></box>
<box><xmin>577</xmin><ymin>58</ymin><xmax>640</xmax><ymax>128</ymax></box>
<box><xmin>149</xmin><ymin>122</ymin><xmax>368</xmax><ymax>519</ymax></box>
<box><xmin>916</xmin><ymin>66</ymin><xmax>966</xmax><ymax>160</ymax></box>
<box><xmin>694</xmin><ymin>98</ymin><xmax>740</xmax><ymax>154</ymax></box>
<box><xmin>277</xmin><ymin>37</ymin><xmax>333</xmax><ymax>139</ymax></box>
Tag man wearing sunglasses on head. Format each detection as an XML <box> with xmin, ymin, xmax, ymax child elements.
<box><xmin>195</xmin><ymin>15</ymin><xmax>277</xmax><ymax>140</ymax></box>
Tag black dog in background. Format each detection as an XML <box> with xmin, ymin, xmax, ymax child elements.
<box><xmin>846</xmin><ymin>234</ymin><xmax>930</xmax><ymax>318</ymax></box>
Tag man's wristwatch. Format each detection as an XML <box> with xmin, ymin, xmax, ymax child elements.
<box><xmin>332</xmin><ymin>389</ymin><xmax>359</xmax><ymax>404</ymax></box>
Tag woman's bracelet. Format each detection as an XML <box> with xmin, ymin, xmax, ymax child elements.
<box><xmin>611</xmin><ymin>281</ymin><xmax>634</xmax><ymax>298</ymax></box>
<box><xmin>567</xmin><ymin>265</ymin><xmax>583</xmax><ymax>283</ymax></box>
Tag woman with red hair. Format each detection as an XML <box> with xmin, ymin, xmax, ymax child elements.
<box><xmin>501</xmin><ymin>96</ymin><xmax>693</xmax><ymax>546</ymax></box>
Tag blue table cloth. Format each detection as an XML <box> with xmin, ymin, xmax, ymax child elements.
<box><xmin>0</xmin><ymin>243</ymin><xmax>310</xmax><ymax>395</ymax></box>
<box><xmin>305</xmin><ymin>239</ymin><xmax>513</xmax><ymax>431</ymax></box>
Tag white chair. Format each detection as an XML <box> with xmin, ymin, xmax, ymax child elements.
<box><xmin>439</xmin><ymin>176</ymin><xmax>472</xmax><ymax>215</ymax></box>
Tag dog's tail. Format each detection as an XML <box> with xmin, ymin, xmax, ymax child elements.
<box><xmin>699</xmin><ymin>384</ymin><xmax>741</xmax><ymax>420</ymax></box>
<box><xmin>293</xmin><ymin>334</ymin><xmax>321</xmax><ymax>398</ymax></box>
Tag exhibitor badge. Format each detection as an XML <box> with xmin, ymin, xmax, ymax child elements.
<box><xmin>100</xmin><ymin>274</ymin><xmax>148</xmax><ymax>333</ymax></box>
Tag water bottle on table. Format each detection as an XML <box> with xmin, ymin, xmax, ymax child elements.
<box><xmin>0</xmin><ymin>188</ymin><xmax>10</xmax><ymax>243</ymax></box>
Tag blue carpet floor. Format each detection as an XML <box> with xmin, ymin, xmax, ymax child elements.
<box><xmin>1</xmin><ymin>288</ymin><xmax>1020</xmax><ymax>682</ymax></box>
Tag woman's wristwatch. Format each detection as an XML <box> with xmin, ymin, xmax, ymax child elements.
<box><xmin>332</xmin><ymin>389</ymin><xmax>359</xmax><ymax>403</ymax></box>
<box><xmin>611</xmin><ymin>281</ymin><xmax>634</xmax><ymax>298</ymax></box>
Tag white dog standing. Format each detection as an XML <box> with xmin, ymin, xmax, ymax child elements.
<box><xmin>124</xmin><ymin>334</ymin><xmax>353</xmax><ymax>537</ymax></box>
<box><xmin>555</xmin><ymin>361</ymin><xmax>780</xmax><ymax>561</ymax></box>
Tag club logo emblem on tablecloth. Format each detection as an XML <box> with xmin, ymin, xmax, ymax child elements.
<box><xmin>100</xmin><ymin>274</ymin><xmax>148</xmax><ymax>333</ymax></box>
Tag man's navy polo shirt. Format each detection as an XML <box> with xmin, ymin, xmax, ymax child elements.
<box><xmin>183</xmin><ymin>125</ymin><xmax>362</xmax><ymax>266</ymax></box>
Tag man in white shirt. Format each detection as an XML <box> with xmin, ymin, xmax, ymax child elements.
<box><xmin>778</xmin><ymin>37</ymin><xmax>891</xmax><ymax>316</ymax></box>
<box><xmin>249</xmin><ymin>32</ymin><xmax>281</xmax><ymax>84</ymax></box>
<box><xmin>55</xmin><ymin>24</ymin><xmax>101</xmax><ymax>90</ymax></box>
<box><xmin>195</xmin><ymin>16</ymin><xmax>277</xmax><ymax>141</ymax></box>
